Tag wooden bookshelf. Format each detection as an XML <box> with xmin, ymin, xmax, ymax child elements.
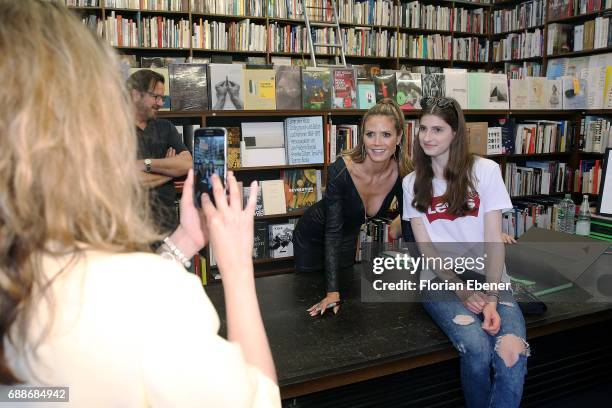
<box><xmin>232</xmin><ymin>164</ymin><xmax>324</xmax><ymax>172</ymax></box>
<box><xmin>548</xmin><ymin>47</ymin><xmax>612</xmax><ymax>59</ymax></box>
<box><xmin>69</xmin><ymin>0</ymin><xmax>612</xmax><ymax>278</ymax></box>
<box><xmin>103</xmin><ymin>7</ymin><xmax>190</xmax><ymax>15</ymax></box>
<box><xmin>490</xmin><ymin>24</ymin><xmax>545</xmax><ymax>38</ymax></box>
<box><xmin>546</xmin><ymin>9</ymin><xmax>612</xmax><ymax>25</ymax></box>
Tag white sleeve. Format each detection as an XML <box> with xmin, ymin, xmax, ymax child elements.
<box><xmin>402</xmin><ymin>173</ymin><xmax>422</xmax><ymax>220</ymax></box>
<box><xmin>140</xmin><ymin>269</ymin><xmax>280</xmax><ymax>408</ymax></box>
<box><xmin>477</xmin><ymin>159</ymin><xmax>513</xmax><ymax>213</ymax></box>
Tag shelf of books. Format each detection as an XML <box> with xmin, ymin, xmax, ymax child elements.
<box><xmin>64</xmin><ymin>0</ymin><xmax>612</xmax><ymax>280</ymax></box>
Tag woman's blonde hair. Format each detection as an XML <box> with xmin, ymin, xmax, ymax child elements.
<box><xmin>343</xmin><ymin>98</ymin><xmax>413</xmax><ymax>177</ymax></box>
<box><xmin>0</xmin><ymin>0</ymin><xmax>157</xmax><ymax>383</ymax></box>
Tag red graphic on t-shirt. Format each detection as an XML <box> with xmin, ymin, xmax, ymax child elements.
<box><xmin>426</xmin><ymin>192</ymin><xmax>480</xmax><ymax>222</ymax></box>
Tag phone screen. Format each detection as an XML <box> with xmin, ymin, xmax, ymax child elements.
<box><xmin>193</xmin><ymin>128</ymin><xmax>227</xmax><ymax>208</ymax></box>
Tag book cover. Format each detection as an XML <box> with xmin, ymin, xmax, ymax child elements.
<box><xmin>227</xmin><ymin>147</ymin><xmax>241</xmax><ymax>169</ymax></box>
<box><xmin>244</xmin><ymin>68</ymin><xmax>276</xmax><ymax>110</ymax></box>
<box><xmin>604</xmin><ymin>66</ymin><xmax>612</xmax><ymax>109</ymax></box>
<box><xmin>268</xmin><ymin>223</ymin><xmax>295</xmax><ymax>258</ymax></box>
<box><xmin>509</xmin><ymin>79</ymin><xmax>529</xmax><ymax>110</ymax></box>
<box><xmin>169</xmin><ymin>63</ymin><xmax>208</xmax><ymax>111</ymax></box>
<box><xmin>443</xmin><ymin>69</ymin><xmax>468</xmax><ymax>109</ymax></box>
<box><xmin>421</xmin><ymin>73</ymin><xmax>445</xmax><ymax>98</ymax></box>
<box><xmin>253</xmin><ymin>221</ymin><xmax>268</xmax><ymax>259</ymax></box>
<box><xmin>561</xmin><ymin>76</ymin><xmax>588</xmax><ymax>109</ymax></box>
<box><xmin>546</xmin><ymin>58</ymin><xmax>568</xmax><ymax>79</ymax></box>
<box><xmin>275</xmin><ymin>66</ymin><xmax>302</xmax><ymax>110</ymax></box>
<box><xmin>357</xmin><ymin>81</ymin><xmax>376</xmax><ymax>109</ymax></box>
<box><xmin>493</xmin><ymin>117</ymin><xmax>517</xmax><ymax>155</ymax></box>
<box><xmin>395</xmin><ymin>72</ymin><xmax>422</xmax><ymax>110</ymax></box>
<box><xmin>332</xmin><ymin>68</ymin><xmax>357</xmax><ymax>109</ymax></box>
<box><xmin>208</xmin><ymin>63</ymin><xmax>245</xmax><ymax>110</ymax></box>
<box><xmin>488</xmin><ymin>74</ymin><xmax>510</xmax><ymax>110</ymax></box>
<box><xmin>284</xmin><ymin>116</ymin><xmax>325</xmax><ymax>165</ymax></box>
<box><xmin>466</xmin><ymin>122</ymin><xmax>489</xmax><ymax>155</ymax></box>
<box><xmin>545</xmin><ymin>79</ymin><xmax>563</xmax><ymax>110</ymax></box>
<box><xmin>487</xmin><ymin>127</ymin><xmax>503</xmax><ymax>155</ymax></box>
<box><xmin>527</xmin><ymin>77</ymin><xmax>547</xmax><ymax>109</ymax></box>
<box><xmin>302</xmin><ymin>68</ymin><xmax>332</xmax><ymax>110</ymax></box>
<box><xmin>243</xmin><ymin>186</ymin><xmax>264</xmax><ymax>216</ymax></box>
<box><xmin>585</xmin><ymin>66</ymin><xmax>606</xmax><ymax>109</ymax></box>
<box><xmin>282</xmin><ymin>169</ymin><xmax>318</xmax><ymax>212</ymax></box>
<box><xmin>467</xmin><ymin>72</ymin><xmax>487</xmax><ymax>109</ymax></box>
<box><xmin>261</xmin><ymin>179</ymin><xmax>287</xmax><ymax>215</ymax></box>
<box><xmin>373</xmin><ymin>72</ymin><xmax>398</xmax><ymax>102</ymax></box>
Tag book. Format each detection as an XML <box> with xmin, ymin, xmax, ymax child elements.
<box><xmin>357</xmin><ymin>81</ymin><xmax>376</xmax><ymax>109</ymax></box>
<box><xmin>240</xmin><ymin>122</ymin><xmax>286</xmax><ymax>167</ymax></box>
<box><xmin>282</xmin><ymin>169</ymin><xmax>318</xmax><ymax>212</ymax></box>
<box><xmin>373</xmin><ymin>72</ymin><xmax>398</xmax><ymax>102</ymax></box>
<box><xmin>261</xmin><ymin>179</ymin><xmax>287</xmax><ymax>215</ymax></box>
<box><xmin>395</xmin><ymin>72</ymin><xmax>422</xmax><ymax>110</ymax></box>
<box><xmin>302</xmin><ymin>68</ymin><xmax>332</xmax><ymax>110</ymax></box>
<box><xmin>604</xmin><ymin>66</ymin><xmax>612</xmax><ymax>109</ymax></box>
<box><xmin>244</xmin><ymin>68</ymin><xmax>276</xmax><ymax>110</ymax></box>
<box><xmin>208</xmin><ymin>63</ymin><xmax>245</xmax><ymax>110</ymax></box>
<box><xmin>510</xmin><ymin>79</ymin><xmax>529</xmax><ymax>109</ymax></box>
<box><xmin>487</xmin><ymin>127</ymin><xmax>503</xmax><ymax>155</ymax></box>
<box><xmin>421</xmin><ymin>73</ymin><xmax>445</xmax><ymax>98</ymax></box>
<box><xmin>527</xmin><ymin>77</ymin><xmax>547</xmax><ymax>110</ymax></box>
<box><xmin>443</xmin><ymin>69</ymin><xmax>468</xmax><ymax>109</ymax></box>
<box><xmin>168</xmin><ymin>63</ymin><xmax>208</xmax><ymax>111</ymax></box>
<box><xmin>488</xmin><ymin>73</ymin><xmax>510</xmax><ymax>109</ymax></box>
<box><xmin>268</xmin><ymin>223</ymin><xmax>295</xmax><ymax>258</ymax></box>
<box><xmin>253</xmin><ymin>222</ymin><xmax>268</xmax><ymax>259</ymax></box>
<box><xmin>275</xmin><ymin>66</ymin><xmax>302</xmax><ymax>110</ymax></box>
<box><xmin>545</xmin><ymin>79</ymin><xmax>563</xmax><ymax>110</ymax></box>
<box><xmin>284</xmin><ymin>116</ymin><xmax>325</xmax><ymax>165</ymax></box>
<box><xmin>243</xmin><ymin>186</ymin><xmax>264</xmax><ymax>216</ymax></box>
<box><xmin>561</xmin><ymin>75</ymin><xmax>588</xmax><ymax>109</ymax></box>
<box><xmin>466</xmin><ymin>122</ymin><xmax>489</xmax><ymax>155</ymax></box>
<box><xmin>332</xmin><ymin>68</ymin><xmax>357</xmax><ymax>109</ymax></box>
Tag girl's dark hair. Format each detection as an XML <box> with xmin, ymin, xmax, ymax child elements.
<box><xmin>411</xmin><ymin>97</ymin><xmax>475</xmax><ymax>215</ymax></box>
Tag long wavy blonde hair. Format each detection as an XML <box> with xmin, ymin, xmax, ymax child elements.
<box><xmin>0</xmin><ymin>0</ymin><xmax>157</xmax><ymax>383</ymax></box>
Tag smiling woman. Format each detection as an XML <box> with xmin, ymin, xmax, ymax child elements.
<box><xmin>291</xmin><ymin>99</ymin><xmax>415</xmax><ymax>317</ymax></box>
<box><xmin>403</xmin><ymin>96</ymin><xmax>529</xmax><ymax>408</ymax></box>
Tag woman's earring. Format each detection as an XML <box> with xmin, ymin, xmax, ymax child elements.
<box><xmin>361</xmin><ymin>144</ymin><xmax>366</xmax><ymax>158</ymax></box>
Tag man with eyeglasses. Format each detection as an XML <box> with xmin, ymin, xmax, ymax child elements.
<box><xmin>127</xmin><ymin>69</ymin><xmax>192</xmax><ymax>236</ymax></box>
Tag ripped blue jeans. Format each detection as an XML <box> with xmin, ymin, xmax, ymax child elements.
<box><xmin>422</xmin><ymin>286</ymin><xmax>529</xmax><ymax>408</ymax></box>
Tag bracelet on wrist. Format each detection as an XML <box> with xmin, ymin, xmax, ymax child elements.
<box><xmin>158</xmin><ymin>237</ymin><xmax>192</xmax><ymax>269</ymax></box>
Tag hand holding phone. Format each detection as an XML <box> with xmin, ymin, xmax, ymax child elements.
<box><xmin>193</xmin><ymin>127</ymin><xmax>227</xmax><ymax>208</ymax></box>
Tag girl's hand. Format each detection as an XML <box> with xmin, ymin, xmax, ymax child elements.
<box><xmin>482</xmin><ymin>302</ymin><xmax>501</xmax><ymax>336</ymax></box>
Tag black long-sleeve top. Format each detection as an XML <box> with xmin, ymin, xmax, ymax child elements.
<box><xmin>294</xmin><ymin>157</ymin><xmax>414</xmax><ymax>292</ymax></box>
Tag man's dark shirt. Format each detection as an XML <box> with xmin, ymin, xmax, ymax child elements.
<box><xmin>136</xmin><ymin>118</ymin><xmax>188</xmax><ymax>234</ymax></box>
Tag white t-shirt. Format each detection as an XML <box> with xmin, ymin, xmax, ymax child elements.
<box><xmin>402</xmin><ymin>157</ymin><xmax>513</xmax><ymax>281</ymax></box>
<box><xmin>1</xmin><ymin>250</ymin><xmax>280</xmax><ymax>408</ymax></box>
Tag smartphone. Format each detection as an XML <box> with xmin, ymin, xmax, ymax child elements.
<box><xmin>193</xmin><ymin>127</ymin><xmax>227</xmax><ymax>208</ymax></box>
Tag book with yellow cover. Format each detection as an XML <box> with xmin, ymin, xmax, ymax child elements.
<box><xmin>244</xmin><ymin>68</ymin><xmax>276</xmax><ymax>110</ymax></box>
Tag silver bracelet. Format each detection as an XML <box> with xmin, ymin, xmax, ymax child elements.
<box><xmin>160</xmin><ymin>237</ymin><xmax>192</xmax><ymax>269</ymax></box>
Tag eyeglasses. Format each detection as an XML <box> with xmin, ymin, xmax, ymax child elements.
<box><xmin>420</xmin><ymin>96</ymin><xmax>455</xmax><ymax>110</ymax></box>
<box><xmin>145</xmin><ymin>91</ymin><xmax>166</xmax><ymax>103</ymax></box>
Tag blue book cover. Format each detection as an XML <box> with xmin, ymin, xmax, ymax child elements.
<box><xmin>357</xmin><ymin>81</ymin><xmax>376</xmax><ymax>109</ymax></box>
<box><xmin>284</xmin><ymin>116</ymin><xmax>325</xmax><ymax>165</ymax></box>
